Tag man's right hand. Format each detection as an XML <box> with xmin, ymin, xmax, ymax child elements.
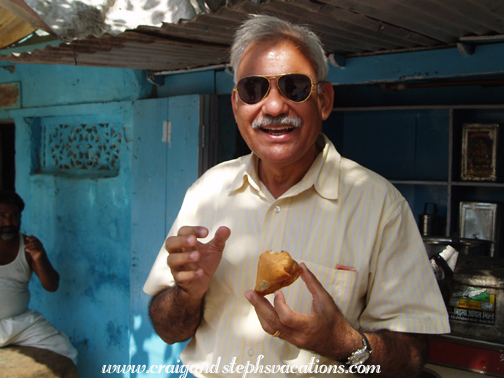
<box><xmin>166</xmin><ymin>226</ymin><xmax>231</xmax><ymax>300</ymax></box>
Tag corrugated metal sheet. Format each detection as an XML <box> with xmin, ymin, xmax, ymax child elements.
<box><xmin>1</xmin><ymin>0</ymin><xmax>503</xmax><ymax>71</ymax></box>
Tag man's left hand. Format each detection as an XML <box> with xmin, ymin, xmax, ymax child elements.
<box><xmin>245</xmin><ymin>262</ymin><xmax>361</xmax><ymax>361</ymax></box>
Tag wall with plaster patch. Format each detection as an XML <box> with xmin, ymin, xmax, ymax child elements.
<box><xmin>2</xmin><ymin>60</ymin><xmax>152</xmax><ymax>377</ymax></box>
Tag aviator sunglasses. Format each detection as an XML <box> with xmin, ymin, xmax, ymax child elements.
<box><xmin>234</xmin><ymin>73</ymin><xmax>319</xmax><ymax>105</ymax></box>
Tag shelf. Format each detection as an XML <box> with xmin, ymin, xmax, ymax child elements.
<box><xmin>332</xmin><ymin>104</ymin><xmax>504</xmax><ymax>112</ymax></box>
<box><xmin>427</xmin><ymin>334</ymin><xmax>504</xmax><ymax>376</ymax></box>
<box><xmin>452</xmin><ymin>181</ymin><xmax>504</xmax><ymax>188</ymax></box>
<box><xmin>390</xmin><ymin>180</ymin><xmax>448</xmax><ymax>185</ymax></box>
<box><xmin>328</xmin><ymin>104</ymin><xmax>504</xmax><ymax>257</ymax></box>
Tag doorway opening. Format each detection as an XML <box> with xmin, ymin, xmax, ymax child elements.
<box><xmin>0</xmin><ymin>123</ymin><xmax>15</xmax><ymax>190</ymax></box>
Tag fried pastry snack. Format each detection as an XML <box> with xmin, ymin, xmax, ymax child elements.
<box><xmin>254</xmin><ymin>250</ymin><xmax>301</xmax><ymax>296</ymax></box>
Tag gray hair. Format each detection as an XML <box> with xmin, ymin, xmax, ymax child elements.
<box><xmin>230</xmin><ymin>15</ymin><xmax>328</xmax><ymax>84</ymax></box>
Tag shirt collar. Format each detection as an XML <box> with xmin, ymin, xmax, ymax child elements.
<box><xmin>227</xmin><ymin>133</ymin><xmax>340</xmax><ymax>201</ymax></box>
<box><xmin>228</xmin><ymin>154</ymin><xmax>260</xmax><ymax>194</ymax></box>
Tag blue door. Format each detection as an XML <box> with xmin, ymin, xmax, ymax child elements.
<box><xmin>130</xmin><ymin>95</ymin><xmax>212</xmax><ymax>376</ymax></box>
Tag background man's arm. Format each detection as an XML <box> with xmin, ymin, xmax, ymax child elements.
<box><xmin>24</xmin><ymin>235</ymin><xmax>59</xmax><ymax>292</ymax></box>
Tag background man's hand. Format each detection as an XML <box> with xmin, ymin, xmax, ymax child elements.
<box><xmin>24</xmin><ymin>235</ymin><xmax>47</xmax><ymax>261</ymax></box>
<box><xmin>166</xmin><ymin>226</ymin><xmax>231</xmax><ymax>300</ymax></box>
<box><xmin>245</xmin><ymin>262</ymin><xmax>361</xmax><ymax>361</ymax></box>
<box><xmin>24</xmin><ymin>235</ymin><xmax>60</xmax><ymax>292</ymax></box>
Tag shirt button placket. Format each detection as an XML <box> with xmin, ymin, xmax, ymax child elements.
<box><xmin>266</xmin><ymin>200</ymin><xmax>289</xmax><ymax>253</ymax></box>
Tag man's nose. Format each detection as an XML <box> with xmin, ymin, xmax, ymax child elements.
<box><xmin>261</xmin><ymin>81</ymin><xmax>289</xmax><ymax>116</ymax></box>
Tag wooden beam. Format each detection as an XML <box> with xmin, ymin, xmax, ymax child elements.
<box><xmin>0</xmin><ymin>8</ymin><xmax>36</xmax><ymax>49</ymax></box>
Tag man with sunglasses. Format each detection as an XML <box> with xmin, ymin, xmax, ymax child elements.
<box><xmin>145</xmin><ymin>14</ymin><xmax>449</xmax><ymax>377</ymax></box>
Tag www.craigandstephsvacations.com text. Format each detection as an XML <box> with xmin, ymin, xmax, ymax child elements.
<box><xmin>101</xmin><ymin>356</ymin><xmax>381</xmax><ymax>376</ymax></box>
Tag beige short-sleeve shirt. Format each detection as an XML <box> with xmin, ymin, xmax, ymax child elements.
<box><xmin>144</xmin><ymin>134</ymin><xmax>450</xmax><ymax>377</ymax></box>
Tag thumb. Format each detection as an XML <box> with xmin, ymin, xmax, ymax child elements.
<box><xmin>300</xmin><ymin>263</ymin><xmax>332</xmax><ymax>304</ymax></box>
<box><xmin>300</xmin><ymin>263</ymin><xmax>341</xmax><ymax>316</ymax></box>
<box><xmin>210</xmin><ymin>226</ymin><xmax>231</xmax><ymax>251</ymax></box>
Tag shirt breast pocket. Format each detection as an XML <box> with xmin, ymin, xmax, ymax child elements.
<box><xmin>282</xmin><ymin>261</ymin><xmax>359</xmax><ymax>323</ymax></box>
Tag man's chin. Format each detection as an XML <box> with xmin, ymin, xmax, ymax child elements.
<box><xmin>0</xmin><ymin>232</ymin><xmax>19</xmax><ymax>241</ymax></box>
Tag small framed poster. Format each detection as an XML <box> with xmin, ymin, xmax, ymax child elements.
<box><xmin>461</xmin><ymin>123</ymin><xmax>499</xmax><ymax>181</ymax></box>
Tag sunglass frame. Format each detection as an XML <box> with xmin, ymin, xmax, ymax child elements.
<box><xmin>234</xmin><ymin>73</ymin><xmax>319</xmax><ymax>105</ymax></box>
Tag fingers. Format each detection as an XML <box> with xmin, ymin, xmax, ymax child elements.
<box><xmin>173</xmin><ymin>267</ymin><xmax>204</xmax><ymax>283</ymax></box>
<box><xmin>165</xmin><ymin>226</ymin><xmax>208</xmax><ymax>253</ymax></box>
<box><xmin>273</xmin><ymin>290</ymin><xmax>315</xmax><ymax>336</ymax></box>
<box><xmin>177</xmin><ymin>226</ymin><xmax>209</xmax><ymax>238</ymax></box>
<box><xmin>211</xmin><ymin>226</ymin><xmax>231</xmax><ymax>249</ymax></box>
<box><xmin>168</xmin><ymin>248</ymin><xmax>204</xmax><ymax>286</ymax></box>
<box><xmin>246</xmin><ymin>289</ymin><xmax>311</xmax><ymax>342</ymax></box>
<box><xmin>167</xmin><ymin>250</ymin><xmax>199</xmax><ymax>270</ymax></box>
<box><xmin>245</xmin><ymin>290</ymin><xmax>280</xmax><ymax>335</ymax></box>
<box><xmin>166</xmin><ymin>226</ymin><xmax>230</xmax><ymax>287</ymax></box>
<box><xmin>24</xmin><ymin>235</ymin><xmax>40</xmax><ymax>245</ymax></box>
<box><xmin>299</xmin><ymin>263</ymin><xmax>323</xmax><ymax>294</ymax></box>
<box><xmin>23</xmin><ymin>236</ymin><xmax>43</xmax><ymax>251</ymax></box>
<box><xmin>299</xmin><ymin>263</ymin><xmax>334</xmax><ymax>306</ymax></box>
<box><xmin>165</xmin><ymin>226</ymin><xmax>230</xmax><ymax>256</ymax></box>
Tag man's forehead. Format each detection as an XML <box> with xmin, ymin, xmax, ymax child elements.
<box><xmin>0</xmin><ymin>203</ymin><xmax>21</xmax><ymax>213</ymax></box>
<box><xmin>237</xmin><ymin>39</ymin><xmax>315</xmax><ymax>78</ymax></box>
<box><xmin>243</xmin><ymin>38</ymin><xmax>306</xmax><ymax>59</ymax></box>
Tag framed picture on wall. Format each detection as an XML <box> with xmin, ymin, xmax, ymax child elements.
<box><xmin>461</xmin><ymin>123</ymin><xmax>499</xmax><ymax>181</ymax></box>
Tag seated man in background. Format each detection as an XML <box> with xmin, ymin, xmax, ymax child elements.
<box><xmin>0</xmin><ymin>190</ymin><xmax>77</xmax><ymax>364</ymax></box>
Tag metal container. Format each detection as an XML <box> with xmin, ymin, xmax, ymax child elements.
<box><xmin>419</xmin><ymin>203</ymin><xmax>439</xmax><ymax>237</ymax></box>
<box><xmin>423</xmin><ymin>236</ymin><xmax>493</xmax><ymax>258</ymax></box>
<box><xmin>460</xmin><ymin>201</ymin><xmax>499</xmax><ymax>257</ymax></box>
<box><xmin>447</xmin><ymin>254</ymin><xmax>504</xmax><ymax>344</ymax></box>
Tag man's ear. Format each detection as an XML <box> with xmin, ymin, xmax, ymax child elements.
<box><xmin>231</xmin><ymin>89</ymin><xmax>239</xmax><ymax>119</ymax></box>
<box><xmin>319</xmin><ymin>81</ymin><xmax>334</xmax><ymax>121</ymax></box>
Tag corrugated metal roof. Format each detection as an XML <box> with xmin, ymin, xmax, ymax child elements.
<box><xmin>1</xmin><ymin>0</ymin><xmax>503</xmax><ymax>71</ymax></box>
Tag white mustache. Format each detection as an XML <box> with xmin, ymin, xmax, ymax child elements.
<box><xmin>252</xmin><ymin>116</ymin><xmax>303</xmax><ymax>130</ymax></box>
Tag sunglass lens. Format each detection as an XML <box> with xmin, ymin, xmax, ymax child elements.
<box><xmin>237</xmin><ymin>77</ymin><xmax>270</xmax><ymax>104</ymax></box>
<box><xmin>278</xmin><ymin>74</ymin><xmax>312</xmax><ymax>102</ymax></box>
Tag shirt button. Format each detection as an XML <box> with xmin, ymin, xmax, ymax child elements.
<box><xmin>274</xmin><ymin>206</ymin><xmax>281</xmax><ymax>213</ymax></box>
<box><xmin>248</xmin><ymin>349</ymin><xmax>255</xmax><ymax>356</ymax></box>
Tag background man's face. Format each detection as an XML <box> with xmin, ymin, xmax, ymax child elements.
<box><xmin>232</xmin><ymin>39</ymin><xmax>332</xmax><ymax>172</ymax></box>
<box><xmin>0</xmin><ymin>203</ymin><xmax>21</xmax><ymax>241</ymax></box>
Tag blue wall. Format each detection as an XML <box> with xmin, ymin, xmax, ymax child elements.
<box><xmin>1</xmin><ymin>60</ymin><xmax>153</xmax><ymax>377</ymax></box>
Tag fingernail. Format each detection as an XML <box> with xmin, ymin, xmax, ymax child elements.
<box><xmin>190</xmin><ymin>251</ymin><xmax>198</xmax><ymax>260</ymax></box>
<box><xmin>245</xmin><ymin>291</ymin><xmax>251</xmax><ymax>301</ymax></box>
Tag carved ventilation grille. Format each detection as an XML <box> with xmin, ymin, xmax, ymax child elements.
<box><xmin>43</xmin><ymin>122</ymin><xmax>121</xmax><ymax>174</ymax></box>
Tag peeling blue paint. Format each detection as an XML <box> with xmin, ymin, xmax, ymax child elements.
<box><xmin>106</xmin><ymin>321</ymin><xmax>125</xmax><ymax>347</ymax></box>
<box><xmin>11</xmin><ymin>100</ymin><xmax>137</xmax><ymax>378</ymax></box>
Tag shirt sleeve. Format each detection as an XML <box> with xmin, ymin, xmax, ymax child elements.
<box><xmin>359</xmin><ymin>198</ymin><xmax>451</xmax><ymax>334</ymax></box>
<box><xmin>143</xmin><ymin>242</ymin><xmax>175</xmax><ymax>295</ymax></box>
<box><xmin>143</xmin><ymin>188</ymin><xmax>195</xmax><ymax>295</ymax></box>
